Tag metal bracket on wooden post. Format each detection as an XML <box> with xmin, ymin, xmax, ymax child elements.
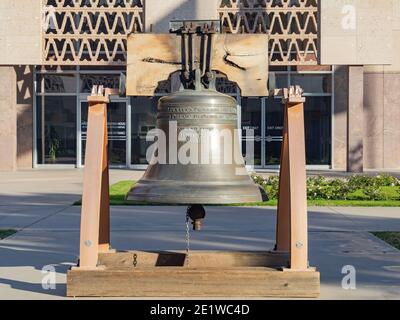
<box><xmin>75</xmin><ymin>86</ymin><xmax>118</xmax><ymax>270</ymax></box>
<box><xmin>274</xmin><ymin>86</ymin><xmax>312</xmax><ymax>271</ymax></box>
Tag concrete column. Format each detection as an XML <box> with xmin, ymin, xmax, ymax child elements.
<box><xmin>333</xmin><ymin>65</ymin><xmax>348</xmax><ymax>171</ymax></box>
<box><xmin>347</xmin><ymin>66</ymin><xmax>364</xmax><ymax>173</ymax></box>
<box><xmin>383</xmin><ymin>73</ymin><xmax>400</xmax><ymax>169</ymax></box>
<box><xmin>0</xmin><ymin>66</ymin><xmax>17</xmax><ymax>171</ymax></box>
<box><xmin>364</xmin><ymin>66</ymin><xmax>384</xmax><ymax>170</ymax></box>
<box><xmin>15</xmin><ymin>66</ymin><xmax>34</xmax><ymax>169</ymax></box>
<box><xmin>0</xmin><ymin>65</ymin><xmax>33</xmax><ymax>172</ymax></box>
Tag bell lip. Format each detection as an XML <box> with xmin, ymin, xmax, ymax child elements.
<box><xmin>125</xmin><ymin>196</ymin><xmax>267</xmax><ymax>205</ymax></box>
<box><xmin>126</xmin><ymin>182</ymin><xmax>268</xmax><ymax>205</ymax></box>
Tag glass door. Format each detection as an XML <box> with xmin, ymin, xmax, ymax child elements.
<box><xmin>130</xmin><ymin>97</ymin><xmax>158</xmax><ymax>168</ymax></box>
<box><xmin>240</xmin><ymin>98</ymin><xmax>262</xmax><ymax>168</ymax></box>
<box><xmin>239</xmin><ymin>97</ymin><xmax>284</xmax><ymax>169</ymax></box>
<box><xmin>79</xmin><ymin>99</ymin><xmax>129</xmax><ymax>168</ymax></box>
<box><xmin>36</xmin><ymin>96</ymin><xmax>77</xmax><ymax>165</ymax></box>
<box><xmin>264</xmin><ymin>97</ymin><xmax>284</xmax><ymax>167</ymax></box>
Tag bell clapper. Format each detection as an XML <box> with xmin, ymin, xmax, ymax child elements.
<box><xmin>187</xmin><ymin>205</ymin><xmax>206</xmax><ymax>231</ymax></box>
<box><xmin>185</xmin><ymin>205</ymin><xmax>206</xmax><ymax>267</ymax></box>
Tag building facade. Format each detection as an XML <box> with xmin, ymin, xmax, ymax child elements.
<box><xmin>0</xmin><ymin>0</ymin><xmax>399</xmax><ymax>172</ymax></box>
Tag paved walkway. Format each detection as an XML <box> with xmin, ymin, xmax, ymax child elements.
<box><xmin>0</xmin><ymin>169</ymin><xmax>399</xmax><ymax>300</ymax></box>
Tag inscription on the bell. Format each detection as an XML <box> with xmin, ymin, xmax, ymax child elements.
<box><xmin>169</xmin><ymin>114</ymin><xmax>237</xmax><ymax>121</ymax></box>
<box><xmin>166</xmin><ymin>106</ymin><xmax>236</xmax><ymax>114</ymax></box>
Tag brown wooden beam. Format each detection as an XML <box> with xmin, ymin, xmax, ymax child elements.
<box><xmin>275</xmin><ymin>86</ymin><xmax>309</xmax><ymax>271</ymax></box>
<box><xmin>78</xmin><ymin>86</ymin><xmax>111</xmax><ymax>269</ymax></box>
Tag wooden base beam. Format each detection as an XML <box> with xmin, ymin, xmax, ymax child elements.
<box><xmin>67</xmin><ymin>251</ymin><xmax>320</xmax><ymax>298</ymax></box>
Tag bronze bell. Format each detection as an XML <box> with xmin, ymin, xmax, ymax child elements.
<box><xmin>127</xmin><ymin>86</ymin><xmax>266</xmax><ymax>205</ymax></box>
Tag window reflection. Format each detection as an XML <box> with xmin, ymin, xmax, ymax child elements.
<box><xmin>242</xmin><ymin>140</ymin><xmax>262</xmax><ymax>167</ymax></box>
<box><xmin>131</xmin><ymin>97</ymin><xmax>158</xmax><ymax>165</ymax></box>
<box><xmin>81</xmin><ymin>102</ymin><xmax>127</xmax><ymax>166</ymax></box>
<box><xmin>36</xmin><ymin>96</ymin><xmax>77</xmax><ymax>164</ymax></box>
<box><xmin>290</xmin><ymin>74</ymin><xmax>332</xmax><ymax>94</ymax></box>
<box><xmin>37</xmin><ymin>74</ymin><xmax>76</xmax><ymax>93</ymax></box>
<box><xmin>241</xmin><ymin>98</ymin><xmax>262</xmax><ymax>138</ymax></box>
<box><xmin>304</xmin><ymin>97</ymin><xmax>332</xmax><ymax>165</ymax></box>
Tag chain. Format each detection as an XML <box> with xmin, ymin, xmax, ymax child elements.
<box><xmin>133</xmin><ymin>253</ymin><xmax>138</xmax><ymax>268</ymax></box>
<box><xmin>185</xmin><ymin>212</ymin><xmax>191</xmax><ymax>267</ymax></box>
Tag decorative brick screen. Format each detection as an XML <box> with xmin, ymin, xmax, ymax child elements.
<box><xmin>42</xmin><ymin>0</ymin><xmax>318</xmax><ymax>66</ymax></box>
<box><xmin>218</xmin><ymin>0</ymin><xmax>319</xmax><ymax>65</ymax></box>
<box><xmin>42</xmin><ymin>0</ymin><xmax>144</xmax><ymax>65</ymax></box>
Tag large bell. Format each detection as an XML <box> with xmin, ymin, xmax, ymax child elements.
<box><xmin>127</xmin><ymin>88</ymin><xmax>266</xmax><ymax>204</ymax></box>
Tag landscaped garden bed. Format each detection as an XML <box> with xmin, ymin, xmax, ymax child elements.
<box><xmin>372</xmin><ymin>232</ymin><xmax>400</xmax><ymax>250</ymax></box>
<box><xmin>75</xmin><ymin>174</ymin><xmax>400</xmax><ymax>207</ymax></box>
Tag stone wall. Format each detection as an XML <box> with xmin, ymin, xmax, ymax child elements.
<box><xmin>364</xmin><ymin>67</ymin><xmax>400</xmax><ymax>170</ymax></box>
<box><xmin>0</xmin><ymin>67</ymin><xmax>17</xmax><ymax>171</ymax></box>
<box><xmin>0</xmin><ymin>66</ymin><xmax>33</xmax><ymax>171</ymax></box>
<box><xmin>15</xmin><ymin>66</ymin><xmax>34</xmax><ymax>169</ymax></box>
<box><xmin>333</xmin><ymin>66</ymin><xmax>349</xmax><ymax>171</ymax></box>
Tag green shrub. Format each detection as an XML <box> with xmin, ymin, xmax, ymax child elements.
<box><xmin>348</xmin><ymin>174</ymin><xmax>400</xmax><ymax>189</ymax></box>
<box><xmin>251</xmin><ymin>174</ymin><xmax>267</xmax><ymax>187</ymax></box>
<box><xmin>251</xmin><ymin>173</ymin><xmax>400</xmax><ymax>201</ymax></box>
<box><xmin>251</xmin><ymin>174</ymin><xmax>280</xmax><ymax>200</ymax></box>
<box><xmin>363</xmin><ymin>187</ymin><xmax>386</xmax><ymax>201</ymax></box>
<box><xmin>307</xmin><ymin>177</ymin><xmax>351</xmax><ymax>200</ymax></box>
<box><xmin>265</xmin><ymin>176</ymin><xmax>280</xmax><ymax>200</ymax></box>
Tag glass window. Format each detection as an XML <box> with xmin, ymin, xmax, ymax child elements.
<box><xmin>80</xmin><ymin>74</ymin><xmax>120</xmax><ymax>93</ymax></box>
<box><xmin>265</xmin><ymin>140</ymin><xmax>283</xmax><ymax>166</ymax></box>
<box><xmin>81</xmin><ymin>102</ymin><xmax>127</xmax><ymax>166</ymax></box>
<box><xmin>265</xmin><ymin>97</ymin><xmax>284</xmax><ymax>166</ymax></box>
<box><xmin>304</xmin><ymin>97</ymin><xmax>332</xmax><ymax>165</ymax></box>
<box><xmin>265</xmin><ymin>97</ymin><xmax>284</xmax><ymax>137</ymax></box>
<box><xmin>241</xmin><ymin>98</ymin><xmax>262</xmax><ymax>138</ymax></box>
<box><xmin>263</xmin><ymin>96</ymin><xmax>332</xmax><ymax>166</ymax></box>
<box><xmin>37</xmin><ymin>74</ymin><xmax>76</xmax><ymax>94</ymax></box>
<box><xmin>131</xmin><ymin>97</ymin><xmax>158</xmax><ymax>165</ymax></box>
<box><xmin>36</xmin><ymin>96</ymin><xmax>77</xmax><ymax>164</ymax></box>
<box><xmin>242</xmin><ymin>140</ymin><xmax>262</xmax><ymax>167</ymax></box>
<box><xmin>290</xmin><ymin>74</ymin><xmax>332</xmax><ymax>94</ymax></box>
<box><xmin>269</xmin><ymin>73</ymin><xmax>289</xmax><ymax>91</ymax></box>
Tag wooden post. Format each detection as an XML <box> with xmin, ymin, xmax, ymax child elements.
<box><xmin>275</xmin><ymin>104</ymin><xmax>290</xmax><ymax>252</ymax></box>
<box><xmin>77</xmin><ymin>86</ymin><xmax>112</xmax><ymax>269</ymax></box>
<box><xmin>275</xmin><ymin>86</ymin><xmax>309</xmax><ymax>271</ymax></box>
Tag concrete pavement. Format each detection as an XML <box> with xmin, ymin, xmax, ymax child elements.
<box><xmin>0</xmin><ymin>169</ymin><xmax>400</xmax><ymax>299</ymax></box>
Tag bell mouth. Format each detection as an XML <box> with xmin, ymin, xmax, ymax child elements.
<box><xmin>127</xmin><ymin>180</ymin><xmax>267</xmax><ymax>205</ymax></box>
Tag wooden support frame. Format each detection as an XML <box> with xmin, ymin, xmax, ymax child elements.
<box><xmin>275</xmin><ymin>86</ymin><xmax>310</xmax><ymax>271</ymax></box>
<box><xmin>68</xmin><ymin>85</ymin><xmax>319</xmax><ymax>297</ymax></box>
<box><xmin>68</xmin><ymin>251</ymin><xmax>319</xmax><ymax>298</ymax></box>
<box><xmin>77</xmin><ymin>86</ymin><xmax>116</xmax><ymax>270</ymax></box>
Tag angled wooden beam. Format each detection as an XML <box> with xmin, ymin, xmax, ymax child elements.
<box><xmin>275</xmin><ymin>86</ymin><xmax>309</xmax><ymax>271</ymax></box>
<box><xmin>275</xmin><ymin>103</ymin><xmax>290</xmax><ymax>253</ymax></box>
<box><xmin>78</xmin><ymin>86</ymin><xmax>112</xmax><ymax>269</ymax></box>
